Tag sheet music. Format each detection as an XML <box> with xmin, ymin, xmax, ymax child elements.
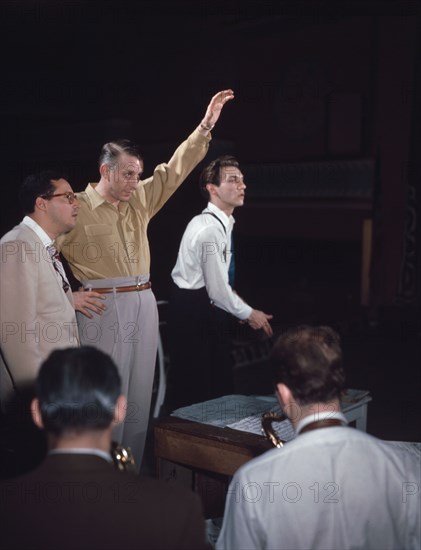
<box><xmin>227</xmin><ymin>403</ymin><xmax>296</xmax><ymax>442</ymax></box>
<box><xmin>171</xmin><ymin>390</ymin><xmax>372</xmax><ymax>437</ymax></box>
<box><xmin>172</xmin><ymin>393</ymin><xmax>420</xmax><ymax>467</ymax></box>
<box><xmin>171</xmin><ymin>394</ymin><xmax>279</xmax><ymax>428</ymax></box>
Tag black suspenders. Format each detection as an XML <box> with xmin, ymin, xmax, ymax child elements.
<box><xmin>202</xmin><ymin>211</ymin><xmax>226</xmax><ymax>234</ymax></box>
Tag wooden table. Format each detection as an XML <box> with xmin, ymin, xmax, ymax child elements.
<box><xmin>154</xmin><ymin>393</ymin><xmax>372</xmax><ymax>517</ymax></box>
<box><xmin>155</xmin><ymin>416</ymin><xmax>273</xmax><ymax>476</ymax></box>
<box><xmin>154</xmin><ymin>416</ymin><xmax>273</xmax><ymax>517</ymax></box>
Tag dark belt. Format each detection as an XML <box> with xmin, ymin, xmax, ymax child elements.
<box><xmin>84</xmin><ymin>281</ymin><xmax>152</xmax><ymax>294</ymax></box>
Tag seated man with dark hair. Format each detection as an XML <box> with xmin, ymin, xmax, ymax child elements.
<box><xmin>217</xmin><ymin>325</ymin><xmax>420</xmax><ymax>550</ymax></box>
<box><xmin>0</xmin><ymin>346</ymin><xmax>209</xmax><ymax>550</ymax></box>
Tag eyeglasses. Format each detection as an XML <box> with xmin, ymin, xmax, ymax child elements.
<box><xmin>41</xmin><ymin>192</ymin><xmax>77</xmax><ymax>204</ymax></box>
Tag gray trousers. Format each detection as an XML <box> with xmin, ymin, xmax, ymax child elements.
<box><xmin>77</xmin><ymin>275</ymin><xmax>158</xmax><ymax>471</ymax></box>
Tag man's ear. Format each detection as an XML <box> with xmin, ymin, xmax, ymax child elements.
<box><xmin>276</xmin><ymin>383</ymin><xmax>292</xmax><ymax>409</ymax></box>
<box><xmin>206</xmin><ymin>182</ymin><xmax>217</xmax><ymax>197</ymax></box>
<box><xmin>34</xmin><ymin>196</ymin><xmax>48</xmax><ymax>212</ymax></box>
<box><xmin>31</xmin><ymin>398</ymin><xmax>44</xmax><ymax>429</ymax></box>
<box><xmin>99</xmin><ymin>163</ymin><xmax>111</xmax><ymax>181</ymax></box>
<box><xmin>276</xmin><ymin>384</ymin><xmax>303</xmax><ymax>426</ymax></box>
<box><xmin>113</xmin><ymin>394</ymin><xmax>127</xmax><ymax>426</ymax></box>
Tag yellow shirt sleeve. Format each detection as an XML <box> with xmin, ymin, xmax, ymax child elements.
<box><xmin>58</xmin><ymin>129</ymin><xmax>210</xmax><ymax>281</ymax></box>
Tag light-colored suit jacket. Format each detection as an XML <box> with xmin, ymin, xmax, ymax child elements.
<box><xmin>0</xmin><ymin>223</ymin><xmax>79</xmax><ymax>408</ymax></box>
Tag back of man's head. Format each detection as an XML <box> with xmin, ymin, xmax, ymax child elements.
<box><xmin>271</xmin><ymin>325</ymin><xmax>345</xmax><ymax>405</ymax></box>
<box><xmin>36</xmin><ymin>346</ymin><xmax>121</xmax><ymax>436</ymax></box>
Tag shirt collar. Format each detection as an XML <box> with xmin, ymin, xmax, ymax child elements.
<box><xmin>22</xmin><ymin>215</ymin><xmax>54</xmax><ymax>248</ymax></box>
<box><xmin>49</xmin><ymin>448</ymin><xmax>113</xmax><ymax>463</ymax></box>
<box><xmin>85</xmin><ymin>182</ymin><xmax>107</xmax><ymax>210</ymax></box>
<box><xmin>295</xmin><ymin>410</ymin><xmax>347</xmax><ymax>435</ymax></box>
<box><xmin>205</xmin><ymin>202</ymin><xmax>235</xmax><ymax>230</ymax></box>
<box><xmin>85</xmin><ymin>182</ymin><xmax>130</xmax><ymax>213</ymax></box>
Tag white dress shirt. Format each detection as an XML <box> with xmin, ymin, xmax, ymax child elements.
<box><xmin>171</xmin><ymin>202</ymin><xmax>252</xmax><ymax>320</ymax></box>
<box><xmin>22</xmin><ymin>215</ymin><xmax>70</xmax><ymax>289</ymax></box>
<box><xmin>217</xmin><ymin>422</ymin><xmax>420</xmax><ymax>550</ymax></box>
<box><xmin>22</xmin><ymin>215</ymin><xmax>54</xmax><ymax>248</ymax></box>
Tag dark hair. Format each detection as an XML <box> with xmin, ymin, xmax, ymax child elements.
<box><xmin>36</xmin><ymin>346</ymin><xmax>121</xmax><ymax>436</ymax></box>
<box><xmin>199</xmin><ymin>155</ymin><xmax>240</xmax><ymax>200</ymax></box>
<box><xmin>271</xmin><ymin>325</ymin><xmax>345</xmax><ymax>405</ymax></box>
<box><xmin>19</xmin><ymin>170</ymin><xmax>68</xmax><ymax>215</ymax></box>
<box><xmin>98</xmin><ymin>139</ymin><xmax>143</xmax><ymax>168</ymax></box>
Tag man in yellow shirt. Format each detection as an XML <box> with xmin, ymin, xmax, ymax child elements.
<box><xmin>58</xmin><ymin>90</ymin><xmax>234</xmax><ymax>469</ymax></box>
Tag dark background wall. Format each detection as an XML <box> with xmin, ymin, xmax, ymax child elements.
<box><xmin>1</xmin><ymin>0</ymin><xmax>420</xmax><ymax>322</ymax></box>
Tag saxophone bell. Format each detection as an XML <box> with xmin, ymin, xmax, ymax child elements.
<box><xmin>261</xmin><ymin>411</ymin><xmax>287</xmax><ymax>448</ymax></box>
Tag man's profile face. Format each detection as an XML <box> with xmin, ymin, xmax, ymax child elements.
<box><xmin>46</xmin><ymin>178</ymin><xmax>80</xmax><ymax>233</ymax></box>
<box><xmin>105</xmin><ymin>153</ymin><xmax>144</xmax><ymax>203</ymax></box>
<box><xmin>214</xmin><ymin>166</ymin><xmax>246</xmax><ymax>210</ymax></box>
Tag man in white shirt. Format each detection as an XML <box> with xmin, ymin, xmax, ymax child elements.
<box><xmin>169</xmin><ymin>156</ymin><xmax>273</xmax><ymax>409</ymax></box>
<box><xmin>216</xmin><ymin>325</ymin><xmax>421</xmax><ymax>550</ymax></box>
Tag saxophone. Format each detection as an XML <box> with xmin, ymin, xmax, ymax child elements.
<box><xmin>261</xmin><ymin>411</ymin><xmax>287</xmax><ymax>448</ymax></box>
<box><xmin>110</xmin><ymin>441</ymin><xmax>137</xmax><ymax>473</ymax></box>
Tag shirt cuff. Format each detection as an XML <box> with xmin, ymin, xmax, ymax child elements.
<box><xmin>237</xmin><ymin>304</ymin><xmax>253</xmax><ymax>321</ymax></box>
<box><xmin>191</xmin><ymin>127</ymin><xmax>212</xmax><ymax>144</ymax></box>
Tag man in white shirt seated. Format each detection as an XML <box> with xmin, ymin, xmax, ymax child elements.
<box><xmin>216</xmin><ymin>325</ymin><xmax>420</xmax><ymax>550</ymax></box>
<box><xmin>0</xmin><ymin>346</ymin><xmax>210</xmax><ymax>550</ymax></box>
<box><xmin>168</xmin><ymin>156</ymin><xmax>273</xmax><ymax>409</ymax></box>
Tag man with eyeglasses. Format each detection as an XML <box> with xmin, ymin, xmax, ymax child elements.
<box><xmin>56</xmin><ymin>90</ymin><xmax>234</xmax><ymax>470</ymax></box>
<box><xmin>168</xmin><ymin>156</ymin><xmax>273</xmax><ymax>410</ymax></box>
<box><xmin>0</xmin><ymin>171</ymin><xmax>108</xmax><ymax>475</ymax></box>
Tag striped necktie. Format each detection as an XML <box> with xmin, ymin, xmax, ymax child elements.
<box><xmin>47</xmin><ymin>244</ymin><xmax>70</xmax><ymax>293</ymax></box>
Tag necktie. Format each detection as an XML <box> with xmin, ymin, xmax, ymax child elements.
<box><xmin>202</xmin><ymin>211</ymin><xmax>236</xmax><ymax>287</ymax></box>
<box><xmin>228</xmin><ymin>231</ymin><xmax>235</xmax><ymax>287</ymax></box>
<box><xmin>47</xmin><ymin>244</ymin><xmax>70</xmax><ymax>293</ymax></box>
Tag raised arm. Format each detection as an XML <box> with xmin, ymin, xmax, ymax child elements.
<box><xmin>142</xmin><ymin>89</ymin><xmax>235</xmax><ymax>216</ymax></box>
<box><xmin>197</xmin><ymin>89</ymin><xmax>235</xmax><ymax>136</ymax></box>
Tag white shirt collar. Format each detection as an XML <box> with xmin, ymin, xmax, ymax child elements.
<box><xmin>295</xmin><ymin>410</ymin><xmax>347</xmax><ymax>435</ymax></box>
<box><xmin>22</xmin><ymin>215</ymin><xmax>54</xmax><ymax>248</ymax></box>
<box><xmin>205</xmin><ymin>202</ymin><xmax>235</xmax><ymax>230</ymax></box>
<box><xmin>49</xmin><ymin>448</ymin><xmax>113</xmax><ymax>463</ymax></box>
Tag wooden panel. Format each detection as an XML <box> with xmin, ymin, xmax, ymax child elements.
<box><xmin>154</xmin><ymin>418</ymin><xmax>272</xmax><ymax>477</ymax></box>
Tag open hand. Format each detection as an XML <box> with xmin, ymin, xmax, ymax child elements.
<box><xmin>201</xmin><ymin>89</ymin><xmax>235</xmax><ymax>130</ymax></box>
<box><xmin>248</xmin><ymin>309</ymin><xmax>273</xmax><ymax>337</ymax></box>
<box><xmin>73</xmin><ymin>290</ymin><xmax>106</xmax><ymax>319</ymax></box>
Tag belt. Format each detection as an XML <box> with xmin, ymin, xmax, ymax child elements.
<box><xmin>84</xmin><ymin>281</ymin><xmax>152</xmax><ymax>294</ymax></box>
